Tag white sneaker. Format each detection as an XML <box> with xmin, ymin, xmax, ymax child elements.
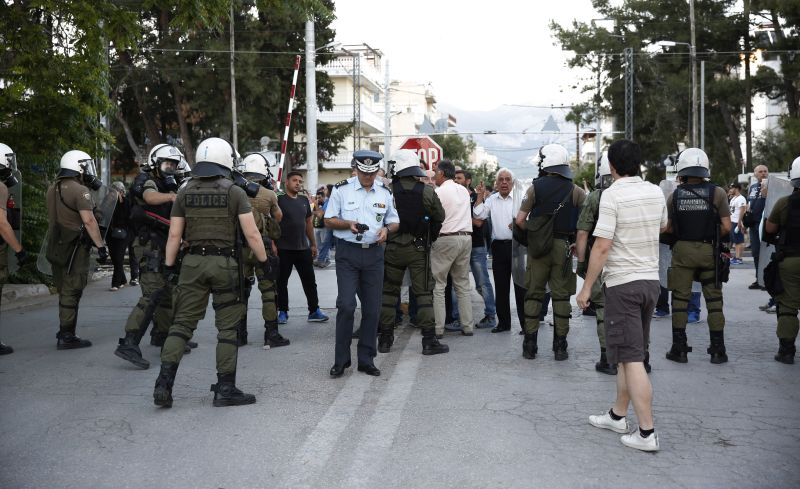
<box><xmin>589</xmin><ymin>411</ymin><xmax>629</xmax><ymax>434</ymax></box>
<box><xmin>620</xmin><ymin>430</ymin><xmax>660</xmax><ymax>452</ymax></box>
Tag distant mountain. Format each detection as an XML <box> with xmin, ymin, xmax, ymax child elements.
<box><xmin>438</xmin><ymin>102</ymin><xmax>577</xmax><ymax>178</ymax></box>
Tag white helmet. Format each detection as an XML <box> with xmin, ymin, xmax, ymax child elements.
<box><xmin>536</xmin><ymin>144</ymin><xmax>572</xmax><ymax>179</ymax></box>
<box><xmin>0</xmin><ymin>143</ymin><xmax>16</xmax><ymax>170</ymax></box>
<box><xmin>194</xmin><ymin>137</ymin><xmax>237</xmax><ymax>177</ymax></box>
<box><xmin>790</xmin><ymin>156</ymin><xmax>800</xmax><ymax>188</ymax></box>
<box><xmin>149</xmin><ymin>144</ymin><xmax>184</xmax><ymax>176</ymax></box>
<box><xmin>241</xmin><ymin>153</ymin><xmax>269</xmax><ymax>179</ymax></box>
<box><xmin>676</xmin><ymin>147</ymin><xmax>710</xmax><ymax>178</ymax></box>
<box><xmin>595</xmin><ymin>152</ymin><xmax>612</xmax><ymax>188</ymax></box>
<box><xmin>59</xmin><ymin>150</ymin><xmax>102</xmax><ymax>189</ymax></box>
<box><xmin>390</xmin><ymin>149</ymin><xmax>425</xmax><ymax>178</ymax></box>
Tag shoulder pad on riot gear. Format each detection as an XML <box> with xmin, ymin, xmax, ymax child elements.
<box><xmin>335</xmin><ymin>179</ymin><xmax>349</xmax><ymax>188</ymax></box>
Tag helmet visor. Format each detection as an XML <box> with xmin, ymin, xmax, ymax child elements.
<box><xmin>159</xmin><ymin>159</ymin><xmax>178</xmax><ymax>175</ymax></box>
<box><xmin>3</xmin><ymin>152</ymin><xmax>17</xmax><ymax>172</ymax></box>
<box><xmin>80</xmin><ymin>158</ymin><xmax>97</xmax><ymax>176</ymax></box>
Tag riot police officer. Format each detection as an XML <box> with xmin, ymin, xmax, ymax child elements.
<box><xmin>575</xmin><ymin>152</ymin><xmax>616</xmax><ymax>374</ymax></box>
<box><xmin>45</xmin><ymin>150</ymin><xmax>109</xmax><ymax>349</ymax></box>
<box><xmin>515</xmin><ymin>144</ymin><xmax>585</xmax><ymax>361</ymax></box>
<box><xmin>377</xmin><ymin>149</ymin><xmax>449</xmax><ymax>356</ymax></box>
<box><xmin>115</xmin><ymin>144</ymin><xmax>188</xmax><ymax>369</ymax></box>
<box><xmin>0</xmin><ymin>143</ymin><xmax>28</xmax><ymax>354</ymax></box>
<box><xmin>324</xmin><ymin>150</ymin><xmax>399</xmax><ymax>377</ymax></box>
<box><xmin>236</xmin><ymin>152</ymin><xmax>287</xmax><ymax>348</ymax></box>
<box><xmin>764</xmin><ymin>156</ymin><xmax>800</xmax><ymax>364</ymax></box>
<box><xmin>665</xmin><ymin>148</ymin><xmax>731</xmax><ymax>364</ymax></box>
<box><xmin>153</xmin><ymin>137</ymin><xmax>269</xmax><ymax>408</ymax></box>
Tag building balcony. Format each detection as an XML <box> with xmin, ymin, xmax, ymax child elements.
<box><xmin>319</xmin><ymin>58</ymin><xmax>384</xmax><ymax>93</ymax></box>
<box><xmin>318</xmin><ymin>104</ymin><xmax>385</xmax><ymax>134</ymax></box>
<box><xmin>321</xmin><ymin>151</ymin><xmax>355</xmax><ymax>170</ymax></box>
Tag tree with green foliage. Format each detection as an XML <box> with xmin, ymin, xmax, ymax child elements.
<box><xmin>431</xmin><ymin>133</ymin><xmax>476</xmax><ymax>165</ymax></box>
<box><xmin>551</xmin><ymin>0</ymin><xmax>748</xmax><ymax>184</ymax></box>
<box><xmin>0</xmin><ymin>1</ymin><xmax>136</xmax><ymax>283</ymax></box>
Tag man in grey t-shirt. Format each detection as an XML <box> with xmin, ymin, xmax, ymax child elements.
<box><xmin>276</xmin><ymin>171</ymin><xmax>328</xmax><ymax>324</ymax></box>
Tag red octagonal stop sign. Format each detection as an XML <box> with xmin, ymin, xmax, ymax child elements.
<box><xmin>399</xmin><ymin>136</ymin><xmax>443</xmax><ymax>171</ymax></box>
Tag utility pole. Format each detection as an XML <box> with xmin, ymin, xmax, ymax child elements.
<box><xmin>700</xmin><ymin>60</ymin><xmax>705</xmax><ymax>151</ymax></box>
<box><xmin>744</xmin><ymin>0</ymin><xmax>752</xmax><ymax>171</ymax></box>
<box><xmin>624</xmin><ymin>47</ymin><xmax>634</xmax><ymax>140</ymax></box>
<box><xmin>689</xmin><ymin>0</ymin><xmax>698</xmax><ymax>147</ymax></box>
<box><xmin>304</xmin><ymin>20</ymin><xmax>318</xmax><ymax>194</ymax></box>
<box><xmin>383</xmin><ymin>59</ymin><xmax>391</xmax><ymax>162</ymax></box>
<box><xmin>352</xmin><ymin>53</ymin><xmax>361</xmax><ymax>149</ymax></box>
<box><xmin>229</xmin><ymin>1</ymin><xmax>238</xmax><ymax>152</ymax></box>
<box><xmin>100</xmin><ymin>19</ymin><xmax>110</xmax><ymax>186</ymax></box>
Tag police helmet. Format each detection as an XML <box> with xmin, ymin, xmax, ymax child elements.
<box><xmin>791</xmin><ymin>156</ymin><xmax>800</xmax><ymax>188</ymax></box>
<box><xmin>59</xmin><ymin>150</ymin><xmax>102</xmax><ymax>189</ymax></box>
<box><xmin>676</xmin><ymin>147</ymin><xmax>710</xmax><ymax>179</ymax></box>
<box><xmin>193</xmin><ymin>137</ymin><xmax>237</xmax><ymax>177</ymax></box>
<box><xmin>595</xmin><ymin>151</ymin><xmax>612</xmax><ymax>188</ymax></box>
<box><xmin>0</xmin><ymin>143</ymin><xmax>19</xmax><ymax>188</ymax></box>
<box><xmin>389</xmin><ymin>149</ymin><xmax>425</xmax><ymax>178</ymax></box>
<box><xmin>0</xmin><ymin>143</ymin><xmax>16</xmax><ymax>171</ymax></box>
<box><xmin>150</xmin><ymin>144</ymin><xmax>184</xmax><ymax>176</ymax></box>
<box><xmin>536</xmin><ymin>144</ymin><xmax>573</xmax><ymax>179</ymax></box>
<box><xmin>241</xmin><ymin>153</ymin><xmax>269</xmax><ymax>180</ymax></box>
<box><xmin>352</xmin><ymin>150</ymin><xmax>382</xmax><ymax>174</ymax></box>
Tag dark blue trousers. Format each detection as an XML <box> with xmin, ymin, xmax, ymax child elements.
<box><xmin>334</xmin><ymin>241</ymin><xmax>385</xmax><ymax>366</ymax></box>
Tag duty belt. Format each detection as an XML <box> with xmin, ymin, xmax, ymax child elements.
<box><xmin>339</xmin><ymin>240</ymin><xmax>382</xmax><ymax>249</ymax></box>
<box><xmin>186</xmin><ymin>246</ymin><xmax>237</xmax><ymax>257</ymax></box>
<box><xmin>439</xmin><ymin>231</ymin><xmax>471</xmax><ymax>237</ymax></box>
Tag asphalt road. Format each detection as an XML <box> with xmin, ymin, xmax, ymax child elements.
<box><xmin>0</xmin><ymin>262</ymin><xmax>798</xmax><ymax>489</ymax></box>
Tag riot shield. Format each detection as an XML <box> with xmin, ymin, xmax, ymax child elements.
<box><xmin>36</xmin><ymin>184</ymin><xmax>119</xmax><ymax>276</ymax></box>
<box><xmin>757</xmin><ymin>175</ymin><xmax>793</xmax><ymax>286</ymax></box>
<box><xmin>511</xmin><ymin>178</ymin><xmax>532</xmax><ymax>287</ymax></box>
<box><xmin>659</xmin><ymin>179</ymin><xmax>677</xmax><ymax>199</ymax></box>
<box><xmin>6</xmin><ymin>169</ymin><xmax>22</xmax><ymax>275</ymax></box>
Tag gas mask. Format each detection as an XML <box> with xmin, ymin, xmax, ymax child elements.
<box><xmin>0</xmin><ymin>168</ymin><xmax>19</xmax><ymax>188</ymax></box>
<box><xmin>232</xmin><ymin>170</ymin><xmax>260</xmax><ymax>198</ymax></box>
<box><xmin>80</xmin><ymin>161</ymin><xmax>103</xmax><ymax>191</ymax></box>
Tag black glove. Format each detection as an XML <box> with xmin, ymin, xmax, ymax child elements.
<box><xmin>96</xmin><ymin>246</ymin><xmax>109</xmax><ymax>265</ymax></box>
<box><xmin>258</xmin><ymin>255</ymin><xmax>279</xmax><ymax>281</ymax></box>
<box><xmin>163</xmin><ymin>264</ymin><xmax>179</xmax><ymax>285</ymax></box>
<box><xmin>14</xmin><ymin>249</ymin><xmax>30</xmax><ymax>266</ymax></box>
<box><xmin>576</xmin><ymin>260</ymin><xmax>587</xmax><ymax>279</ymax></box>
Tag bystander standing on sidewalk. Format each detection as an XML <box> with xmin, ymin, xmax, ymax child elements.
<box><xmin>747</xmin><ymin>165</ymin><xmax>768</xmax><ymax>288</ymax></box>
<box><xmin>728</xmin><ymin>183</ymin><xmax>747</xmax><ymax>264</ymax></box>
<box><xmin>578</xmin><ymin>139</ymin><xmax>667</xmax><ymax>452</ymax></box>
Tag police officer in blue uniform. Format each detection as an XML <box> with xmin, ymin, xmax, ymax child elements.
<box><xmin>324</xmin><ymin>150</ymin><xmax>400</xmax><ymax>377</ymax></box>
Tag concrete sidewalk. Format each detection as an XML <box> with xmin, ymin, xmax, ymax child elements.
<box><xmin>0</xmin><ymin>263</ymin><xmax>797</xmax><ymax>489</ymax></box>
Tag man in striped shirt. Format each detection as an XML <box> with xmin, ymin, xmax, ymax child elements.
<box><xmin>577</xmin><ymin>139</ymin><xmax>667</xmax><ymax>452</ymax></box>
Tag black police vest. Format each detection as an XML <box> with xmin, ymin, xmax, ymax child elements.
<box><xmin>528</xmin><ymin>175</ymin><xmax>577</xmax><ymax>235</ymax></box>
<box><xmin>672</xmin><ymin>182</ymin><xmax>717</xmax><ymax>242</ymax></box>
<box><xmin>780</xmin><ymin>192</ymin><xmax>800</xmax><ymax>255</ymax></box>
<box><xmin>393</xmin><ymin>179</ymin><xmax>426</xmax><ymax>236</ymax></box>
<box><xmin>130</xmin><ymin>175</ymin><xmax>173</xmax><ymax>238</ymax></box>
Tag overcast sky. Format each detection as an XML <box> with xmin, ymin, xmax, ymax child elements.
<box><xmin>331</xmin><ymin>0</ymin><xmax>601</xmax><ymax>112</ymax></box>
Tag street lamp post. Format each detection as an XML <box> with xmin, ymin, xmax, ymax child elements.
<box><xmin>657</xmin><ymin>40</ymin><xmax>697</xmax><ymax>147</ymax></box>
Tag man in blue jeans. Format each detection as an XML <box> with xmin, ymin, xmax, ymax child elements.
<box><xmin>447</xmin><ymin>170</ymin><xmax>496</xmax><ymax>331</ymax></box>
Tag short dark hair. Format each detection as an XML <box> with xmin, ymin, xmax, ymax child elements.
<box><xmin>286</xmin><ymin>171</ymin><xmax>303</xmax><ymax>181</ymax></box>
<box><xmin>729</xmin><ymin>182</ymin><xmax>741</xmax><ymax>191</ymax></box>
<box><xmin>437</xmin><ymin>160</ymin><xmax>456</xmax><ymax>179</ymax></box>
<box><xmin>462</xmin><ymin>170</ymin><xmax>473</xmax><ymax>181</ymax></box>
<box><xmin>607</xmin><ymin>139</ymin><xmax>641</xmax><ymax>177</ymax></box>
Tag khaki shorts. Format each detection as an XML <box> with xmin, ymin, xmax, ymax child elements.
<box><xmin>604</xmin><ymin>280</ymin><xmax>659</xmax><ymax>364</ymax></box>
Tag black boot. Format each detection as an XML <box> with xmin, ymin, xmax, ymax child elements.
<box><xmin>0</xmin><ymin>342</ymin><xmax>13</xmax><ymax>355</ymax></box>
<box><xmin>186</xmin><ymin>340</ymin><xmax>198</xmax><ymax>349</ymax></box>
<box><xmin>153</xmin><ymin>362</ymin><xmax>178</xmax><ymax>408</ymax></box>
<box><xmin>236</xmin><ymin>318</ymin><xmax>248</xmax><ymax>347</ymax></box>
<box><xmin>553</xmin><ymin>335</ymin><xmax>568</xmax><ymax>361</ymax></box>
<box><xmin>56</xmin><ymin>331</ymin><xmax>92</xmax><ymax>350</ymax></box>
<box><xmin>422</xmin><ymin>331</ymin><xmax>449</xmax><ymax>355</ymax></box>
<box><xmin>210</xmin><ymin>373</ymin><xmax>256</xmax><ymax>407</ymax></box>
<box><xmin>774</xmin><ymin>338</ymin><xmax>796</xmax><ymax>364</ymax></box>
<box><xmin>666</xmin><ymin>329</ymin><xmax>692</xmax><ymax>363</ymax></box>
<box><xmin>114</xmin><ymin>332</ymin><xmax>150</xmax><ymax>369</ymax></box>
<box><xmin>595</xmin><ymin>348</ymin><xmax>617</xmax><ymax>375</ymax></box>
<box><xmin>522</xmin><ymin>332</ymin><xmax>538</xmax><ymax>359</ymax></box>
<box><xmin>643</xmin><ymin>350</ymin><xmax>652</xmax><ymax>373</ymax></box>
<box><xmin>707</xmin><ymin>330</ymin><xmax>729</xmax><ymax>364</ymax></box>
<box><xmin>264</xmin><ymin>321</ymin><xmax>290</xmax><ymax>348</ymax></box>
<box><xmin>378</xmin><ymin>332</ymin><xmax>394</xmax><ymax>353</ymax></box>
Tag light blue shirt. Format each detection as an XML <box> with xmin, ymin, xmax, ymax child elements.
<box><xmin>324</xmin><ymin>176</ymin><xmax>399</xmax><ymax>244</ymax></box>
